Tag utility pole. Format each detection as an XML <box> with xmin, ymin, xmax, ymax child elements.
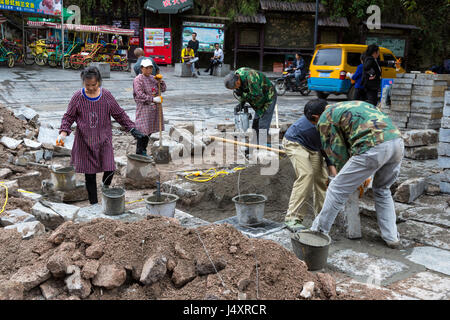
<box><xmin>61</xmin><ymin>0</ymin><xmax>65</xmax><ymax>70</ymax></box>
<box><xmin>314</xmin><ymin>0</ymin><xmax>319</xmax><ymax>49</ymax></box>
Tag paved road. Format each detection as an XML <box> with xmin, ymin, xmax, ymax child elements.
<box><xmin>0</xmin><ymin>65</ymin><xmax>347</xmax><ymax>128</ymax></box>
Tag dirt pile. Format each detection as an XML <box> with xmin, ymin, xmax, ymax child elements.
<box><xmin>0</xmin><ymin>216</ymin><xmax>340</xmax><ymax>300</ymax></box>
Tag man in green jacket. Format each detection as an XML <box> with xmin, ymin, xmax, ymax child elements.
<box><xmin>310</xmin><ymin>101</ymin><xmax>404</xmax><ymax>249</ymax></box>
<box><xmin>224</xmin><ymin>67</ymin><xmax>277</xmax><ymax>145</ymax></box>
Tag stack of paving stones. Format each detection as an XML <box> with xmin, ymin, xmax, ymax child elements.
<box><xmin>438</xmin><ymin>91</ymin><xmax>450</xmax><ymax>193</ymax></box>
<box><xmin>386</xmin><ymin>73</ymin><xmax>450</xmax><ymax>129</ymax></box>
<box><xmin>402</xmin><ymin>129</ymin><xmax>439</xmax><ymax>160</ymax></box>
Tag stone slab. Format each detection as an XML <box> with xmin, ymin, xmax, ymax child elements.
<box><xmin>5</xmin><ymin>221</ymin><xmax>46</xmax><ymax>239</ymax></box>
<box><xmin>398</xmin><ymin>220</ymin><xmax>450</xmax><ymax>250</ymax></box>
<box><xmin>9</xmin><ymin>105</ymin><xmax>39</xmax><ymax>121</ymax></box>
<box><xmin>31</xmin><ymin>201</ymin><xmax>80</xmax><ymax>230</ymax></box>
<box><xmin>438</xmin><ymin>142</ymin><xmax>450</xmax><ymax>157</ymax></box>
<box><xmin>37</xmin><ymin>126</ymin><xmax>74</xmax><ymax>150</ymax></box>
<box><xmin>439</xmin><ymin>129</ymin><xmax>450</xmax><ymax>143</ymax></box>
<box><xmin>401</xmin><ymin>130</ymin><xmax>438</xmax><ymax>147</ymax></box>
<box><xmin>406</xmin><ymin>247</ymin><xmax>450</xmax><ymax>276</ymax></box>
<box><xmin>411</xmin><ymin>95</ymin><xmax>445</xmax><ymax>103</ymax></box>
<box><xmin>0</xmin><ymin>136</ymin><xmax>22</xmax><ymax>150</ymax></box>
<box><xmin>392</xmin><ymin>78</ymin><xmax>414</xmax><ymax>84</ymax></box>
<box><xmin>174</xmin><ymin>63</ymin><xmax>193</xmax><ymax>77</ymax></box>
<box><xmin>440</xmin><ymin>181</ymin><xmax>450</xmax><ymax>193</ymax></box>
<box><xmin>90</xmin><ymin>62</ymin><xmax>110</xmax><ymax>79</ymax></box>
<box><xmin>393</xmin><ymin>178</ymin><xmax>426</xmax><ymax>203</ymax></box>
<box><xmin>0</xmin><ymin>208</ymin><xmax>36</xmax><ymax>227</ymax></box>
<box><xmin>441</xmin><ymin>117</ymin><xmax>450</xmax><ymax>129</ymax></box>
<box><xmin>335</xmin><ymin>190</ymin><xmax>361</xmax><ymax>239</ymax></box>
<box><xmin>23</xmin><ymin>139</ymin><xmax>42</xmax><ymax>150</ymax></box>
<box><xmin>404</xmin><ymin>146</ymin><xmax>438</xmax><ymax>160</ymax></box>
<box><xmin>327</xmin><ymin>249</ymin><xmax>408</xmax><ymax>283</ymax></box>
<box><xmin>413</xmin><ymin>79</ymin><xmax>448</xmax><ymax>86</ymax></box>
<box><xmin>212</xmin><ymin>64</ymin><xmax>231</xmax><ymax>77</ymax></box>
<box><xmin>399</xmin><ymin>206</ymin><xmax>450</xmax><ymax>228</ymax></box>
<box><xmin>388</xmin><ymin>272</ymin><xmax>450</xmax><ymax>300</ymax></box>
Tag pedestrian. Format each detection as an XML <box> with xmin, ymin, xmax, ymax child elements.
<box><xmin>204</xmin><ymin>43</ymin><xmax>224</xmax><ymax>75</ymax></box>
<box><xmin>57</xmin><ymin>66</ymin><xmax>145</xmax><ymax>206</ymax></box>
<box><xmin>224</xmin><ymin>67</ymin><xmax>277</xmax><ymax>146</ymax></box>
<box><xmin>348</xmin><ymin>54</ymin><xmax>366</xmax><ymax>101</ymax></box>
<box><xmin>188</xmin><ymin>32</ymin><xmax>200</xmax><ymax>76</ymax></box>
<box><xmin>133</xmin><ymin>48</ymin><xmax>160</xmax><ymax>77</ymax></box>
<box><xmin>133</xmin><ymin>59</ymin><xmax>166</xmax><ymax>156</ymax></box>
<box><xmin>362</xmin><ymin>44</ymin><xmax>396</xmax><ymax>106</ymax></box>
<box><xmin>181</xmin><ymin>44</ymin><xmax>199</xmax><ymax>77</ymax></box>
<box><xmin>310</xmin><ymin>100</ymin><xmax>404</xmax><ymax>249</ymax></box>
<box><xmin>282</xmin><ymin>99</ymin><xmax>337</xmax><ymax>232</ymax></box>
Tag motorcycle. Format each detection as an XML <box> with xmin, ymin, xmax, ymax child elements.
<box><xmin>275</xmin><ymin>67</ymin><xmax>311</xmax><ymax>96</ymax></box>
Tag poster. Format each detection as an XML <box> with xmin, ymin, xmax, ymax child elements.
<box><xmin>130</xmin><ymin>18</ymin><xmax>140</xmax><ymax>37</ymax></box>
<box><xmin>144</xmin><ymin>28</ymin><xmax>164</xmax><ymax>47</ymax></box>
<box><xmin>0</xmin><ymin>0</ymin><xmax>62</xmax><ymax>16</ymax></box>
<box><xmin>182</xmin><ymin>24</ymin><xmax>224</xmax><ymax>52</ymax></box>
<box><xmin>366</xmin><ymin>37</ymin><xmax>406</xmax><ymax>57</ymax></box>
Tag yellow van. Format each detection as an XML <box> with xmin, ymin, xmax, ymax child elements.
<box><xmin>307</xmin><ymin>44</ymin><xmax>406</xmax><ymax>99</ymax></box>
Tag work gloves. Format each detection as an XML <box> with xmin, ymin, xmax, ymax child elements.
<box><xmin>56</xmin><ymin>134</ymin><xmax>66</xmax><ymax>147</ymax></box>
<box><xmin>153</xmin><ymin>96</ymin><xmax>163</xmax><ymax>104</ymax></box>
<box><xmin>346</xmin><ymin>72</ymin><xmax>353</xmax><ymax>79</ymax></box>
<box><xmin>130</xmin><ymin>128</ymin><xmax>145</xmax><ymax>140</ymax></box>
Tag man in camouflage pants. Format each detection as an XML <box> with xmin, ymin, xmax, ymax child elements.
<box><xmin>310</xmin><ymin>101</ymin><xmax>405</xmax><ymax>249</ymax></box>
<box><xmin>224</xmin><ymin>67</ymin><xmax>277</xmax><ymax>145</ymax></box>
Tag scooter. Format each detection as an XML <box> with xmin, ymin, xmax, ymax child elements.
<box><xmin>275</xmin><ymin>67</ymin><xmax>311</xmax><ymax>96</ymax></box>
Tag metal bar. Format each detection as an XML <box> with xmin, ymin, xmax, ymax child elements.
<box><xmin>61</xmin><ymin>0</ymin><xmax>65</xmax><ymax>70</ymax></box>
<box><xmin>209</xmin><ymin>136</ymin><xmax>286</xmax><ymax>154</ymax></box>
<box><xmin>314</xmin><ymin>0</ymin><xmax>319</xmax><ymax>48</ymax></box>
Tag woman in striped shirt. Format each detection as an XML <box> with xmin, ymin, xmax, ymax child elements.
<box><xmin>57</xmin><ymin>66</ymin><xmax>144</xmax><ymax>205</ymax></box>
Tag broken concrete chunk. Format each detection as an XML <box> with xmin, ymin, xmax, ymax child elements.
<box><xmin>92</xmin><ymin>264</ymin><xmax>126</xmax><ymax>289</ymax></box>
<box><xmin>401</xmin><ymin>130</ymin><xmax>439</xmax><ymax>147</ymax></box>
<box><xmin>10</xmin><ymin>105</ymin><xmax>38</xmax><ymax>122</ymax></box>
<box><xmin>5</xmin><ymin>221</ymin><xmax>45</xmax><ymax>240</ymax></box>
<box><xmin>81</xmin><ymin>260</ymin><xmax>100</xmax><ymax>280</ymax></box>
<box><xmin>394</xmin><ymin>178</ymin><xmax>426</xmax><ymax>203</ymax></box>
<box><xmin>0</xmin><ymin>168</ymin><xmax>12</xmax><ymax>179</ymax></box>
<box><xmin>47</xmin><ymin>252</ymin><xmax>72</xmax><ymax>278</ymax></box>
<box><xmin>300</xmin><ymin>281</ymin><xmax>315</xmax><ymax>299</ymax></box>
<box><xmin>23</xmin><ymin>138</ymin><xmax>42</xmax><ymax>150</ymax></box>
<box><xmin>171</xmin><ymin>259</ymin><xmax>196</xmax><ymax>288</ymax></box>
<box><xmin>139</xmin><ymin>254</ymin><xmax>167</xmax><ymax>285</ymax></box>
<box><xmin>65</xmin><ymin>265</ymin><xmax>91</xmax><ymax>298</ymax></box>
<box><xmin>196</xmin><ymin>256</ymin><xmax>227</xmax><ymax>276</ymax></box>
<box><xmin>39</xmin><ymin>279</ymin><xmax>64</xmax><ymax>300</ymax></box>
<box><xmin>0</xmin><ymin>281</ymin><xmax>24</xmax><ymax>300</ymax></box>
<box><xmin>0</xmin><ymin>136</ymin><xmax>23</xmax><ymax>150</ymax></box>
<box><xmin>0</xmin><ymin>208</ymin><xmax>36</xmax><ymax>227</ymax></box>
<box><xmin>85</xmin><ymin>242</ymin><xmax>105</xmax><ymax>259</ymax></box>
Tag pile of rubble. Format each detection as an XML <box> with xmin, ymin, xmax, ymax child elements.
<box><xmin>0</xmin><ymin>217</ymin><xmax>340</xmax><ymax>300</ymax></box>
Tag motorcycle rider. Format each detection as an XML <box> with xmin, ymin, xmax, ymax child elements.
<box><xmin>293</xmin><ymin>53</ymin><xmax>306</xmax><ymax>88</ymax></box>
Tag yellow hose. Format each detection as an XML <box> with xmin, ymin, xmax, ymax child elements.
<box><xmin>0</xmin><ymin>182</ymin><xmax>8</xmax><ymax>215</ymax></box>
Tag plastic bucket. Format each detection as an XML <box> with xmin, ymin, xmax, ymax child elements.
<box><xmin>232</xmin><ymin>194</ymin><xmax>267</xmax><ymax>226</ymax></box>
<box><xmin>50</xmin><ymin>166</ymin><xmax>76</xmax><ymax>191</ymax></box>
<box><xmin>126</xmin><ymin>154</ymin><xmax>155</xmax><ymax>181</ymax></box>
<box><xmin>291</xmin><ymin>231</ymin><xmax>331</xmax><ymax>271</ymax></box>
<box><xmin>102</xmin><ymin>187</ymin><xmax>125</xmax><ymax>216</ymax></box>
<box><xmin>145</xmin><ymin>193</ymin><xmax>179</xmax><ymax>218</ymax></box>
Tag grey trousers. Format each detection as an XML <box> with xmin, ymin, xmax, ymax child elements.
<box><xmin>311</xmin><ymin>138</ymin><xmax>404</xmax><ymax>243</ymax></box>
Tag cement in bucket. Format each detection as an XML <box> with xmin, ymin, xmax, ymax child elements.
<box><xmin>102</xmin><ymin>187</ymin><xmax>125</xmax><ymax>216</ymax></box>
<box><xmin>291</xmin><ymin>230</ymin><xmax>331</xmax><ymax>271</ymax></box>
<box><xmin>126</xmin><ymin>154</ymin><xmax>155</xmax><ymax>181</ymax></box>
<box><xmin>145</xmin><ymin>193</ymin><xmax>179</xmax><ymax>218</ymax></box>
<box><xmin>232</xmin><ymin>194</ymin><xmax>267</xmax><ymax>227</ymax></box>
<box><xmin>51</xmin><ymin>166</ymin><xmax>76</xmax><ymax>191</ymax></box>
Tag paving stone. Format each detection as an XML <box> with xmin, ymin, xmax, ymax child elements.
<box><xmin>5</xmin><ymin>221</ymin><xmax>45</xmax><ymax>240</ymax></box>
<box><xmin>336</xmin><ymin>279</ymin><xmax>417</xmax><ymax>300</ymax></box>
<box><xmin>392</xmin><ymin>78</ymin><xmax>414</xmax><ymax>84</ymax></box>
<box><xmin>394</xmin><ymin>178</ymin><xmax>426</xmax><ymax>203</ymax></box>
<box><xmin>37</xmin><ymin>126</ymin><xmax>74</xmax><ymax>150</ymax></box>
<box><xmin>438</xmin><ymin>142</ymin><xmax>450</xmax><ymax>157</ymax></box>
<box><xmin>438</xmin><ymin>156</ymin><xmax>450</xmax><ymax>169</ymax></box>
<box><xmin>404</xmin><ymin>146</ymin><xmax>438</xmax><ymax>160</ymax></box>
<box><xmin>388</xmin><ymin>272</ymin><xmax>450</xmax><ymax>300</ymax></box>
<box><xmin>0</xmin><ymin>208</ymin><xmax>36</xmax><ymax>227</ymax></box>
<box><xmin>441</xmin><ymin>117</ymin><xmax>450</xmax><ymax>129</ymax></box>
<box><xmin>439</xmin><ymin>129</ymin><xmax>450</xmax><ymax>143</ymax></box>
<box><xmin>402</xmin><ymin>130</ymin><xmax>439</xmax><ymax>147</ymax></box>
<box><xmin>398</xmin><ymin>220</ymin><xmax>450</xmax><ymax>250</ymax></box>
<box><xmin>440</xmin><ymin>181</ymin><xmax>450</xmax><ymax>194</ymax></box>
<box><xmin>31</xmin><ymin>201</ymin><xmax>80</xmax><ymax>230</ymax></box>
<box><xmin>0</xmin><ymin>136</ymin><xmax>22</xmax><ymax>150</ymax></box>
<box><xmin>327</xmin><ymin>249</ymin><xmax>408</xmax><ymax>282</ymax></box>
<box><xmin>18</xmin><ymin>189</ymin><xmax>43</xmax><ymax>201</ymax></box>
<box><xmin>399</xmin><ymin>206</ymin><xmax>450</xmax><ymax>228</ymax></box>
<box><xmin>9</xmin><ymin>105</ymin><xmax>39</xmax><ymax>121</ymax></box>
<box><xmin>406</xmin><ymin>247</ymin><xmax>450</xmax><ymax>276</ymax></box>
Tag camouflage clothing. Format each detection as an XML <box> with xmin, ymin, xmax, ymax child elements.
<box><xmin>235</xmin><ymin>67</ymin><xmax>276</xmax><ymax>116</ymax></box>
<box><xmin>318</xmin><ymin>101</ymin><xmax>401</xmax><ymax>171</ymax></box>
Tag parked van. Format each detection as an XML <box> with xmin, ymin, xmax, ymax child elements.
<box><xmin>308</xmin><ymin>44</ymin><xmax>406</xmax><ymax>100</ymax></box>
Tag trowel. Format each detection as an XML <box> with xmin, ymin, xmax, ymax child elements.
<box><xmin>152</xmin><ymin>81</ymin><xmax>170</xmax><ymax>164</ymax></box>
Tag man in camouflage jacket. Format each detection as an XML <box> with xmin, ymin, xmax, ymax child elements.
<box><xmin>310</xmin><ymin>100</ymin><xmax>405</xmax><ymax>249</ymax></box>
<box><xmin>224</xmin><ymin>67</ymin><xmax>277</xmax><ymax>145</ymax></box>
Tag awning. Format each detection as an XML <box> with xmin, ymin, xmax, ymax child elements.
<box><xmin>27</xmin><ymin>21</ymin><xmax>135</xmax><ymax>36</ymax></box>
<box><xmin>0</xmin><ymin>16</ymin><xmax>6</xmax><ymax>25</ymax></box>
<box><xmin>144</xmin><ymin>0</ymin><xmax>194</xmax><ymax>14</ymax></box>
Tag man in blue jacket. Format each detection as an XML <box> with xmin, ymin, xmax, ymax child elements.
<box><xmin>348</xmin><ymin>54</ymin><xmax>366</xmax><ymax>101</ymax></box>
<box><xmin>293</xmin><ymin>53</ymin><xmax>306</xmax><ymax>87</ymax></box>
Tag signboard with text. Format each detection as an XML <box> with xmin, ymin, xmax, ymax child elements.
<box><xmin>182</xmin><ymin>22</ymin><xmax>225</xmax><ymax>52</ymax></box>
<box><xmin>0</xmin><ymin>0</ymin><xmax>62</xmax><ymax>16</ymax></box>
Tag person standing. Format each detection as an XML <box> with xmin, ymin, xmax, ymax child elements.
<box><xmin>187</xmin><ymin>32</ymin><xmax>200</xmax><ymax>76</ymax></box>
<box><xmin>181</xmin><ymin>44</ymin><xmax>199</xmax><ymax>78</ymax></box>
<box><xmin>133</xmin><ymin>48</ymin><xmax>160</xmax><ymax>77</ymax></box>
<box><xmin>224</xmin><ymin>67</ymin><xmax>277</xmax><ymax>146</ymax></box>
<box><xmin>362</xmin><ymin>44</ymin><xmax>396</xmax><ymax>106</ymax></box>
<box><xmin>310</xmin><ymin>100</ymin><xmax>404</xmax><ymax>249</ymax></box>
<box><xmin>133</xmin><ymin>59</ymin><xmax>167</xmax><ymax>156</ymax></box>
<box><xmin>282</xmin><ymin>99</ymin><xmax>337</xmax><ymax>232</ymax></box>
<box><xmin>348</xmin><ymin>54</ymin><xmax>366</xmax><ymax>101</ymax></box>
<box><xmin>57</xmin><ymin>66</ymin><xmax>144</xmax><ymax>206</ymax></box>
<box><xmin>204</xmin><ymin>43</ymin><xmax>224</xmax><ymax>75</ymax></box>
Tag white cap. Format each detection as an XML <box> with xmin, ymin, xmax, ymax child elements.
<box><xmin>141</xmin><ymin>59</ymin><xmax>153</xmax><ymax>68</ymax></box>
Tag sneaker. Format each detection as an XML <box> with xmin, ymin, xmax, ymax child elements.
<box><xmin>285</xmin><ymin>220</ymin><xmax>307</xmax><ymax>233</ymax></box>
<box><xmin>385</xmin><ymin>240</ymin><xmax>402</xmax><ymax>249</ymax></box>
<box><xmin>197</xmin><ymin>70</ymin><xmax>201</xmax><ymax>76</ymax></box>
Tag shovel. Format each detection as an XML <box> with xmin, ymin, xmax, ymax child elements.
<box><xmin>152</xmin><ymin>80</ymin><xmax>170</xmax><ymax>164</ymax></box>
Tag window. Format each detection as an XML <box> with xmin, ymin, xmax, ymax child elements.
<box><xmin>383</xmin><ymin>53</ymin><xmax>396</xmax><ymax>63</ymax></box>
<box><xmin>313</xmin><ymin>49</ymin><xmax>342</xmax><ymax>66</ymax></box>
<box><xmin>346</xmin><ymin>52</ymin><xmax>363</xmax><ymax>67</ymax></box>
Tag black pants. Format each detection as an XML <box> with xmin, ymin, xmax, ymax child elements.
<box><xmin>85</xmin><ymin>171</ymin><xmax>114</xmax><ymax>205</ymax></box>
<box><xmin>205</xmin><ymin>60</ymin><xmax>221</xmax><ymax>75</ymax></box>
<box><xmin>354</xmin><ymin>88</ymin><xmax>367</xmax><ymax>101</ymax></box>
<box><xmin>136</xmin><ymin>136</ymin><xmax>150</xmax><ymax>155</ymax></box>
<box><xmin>365</xmin><ymin>89</ymin><xmax>379</xmax><ymax>106</ymax></box>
